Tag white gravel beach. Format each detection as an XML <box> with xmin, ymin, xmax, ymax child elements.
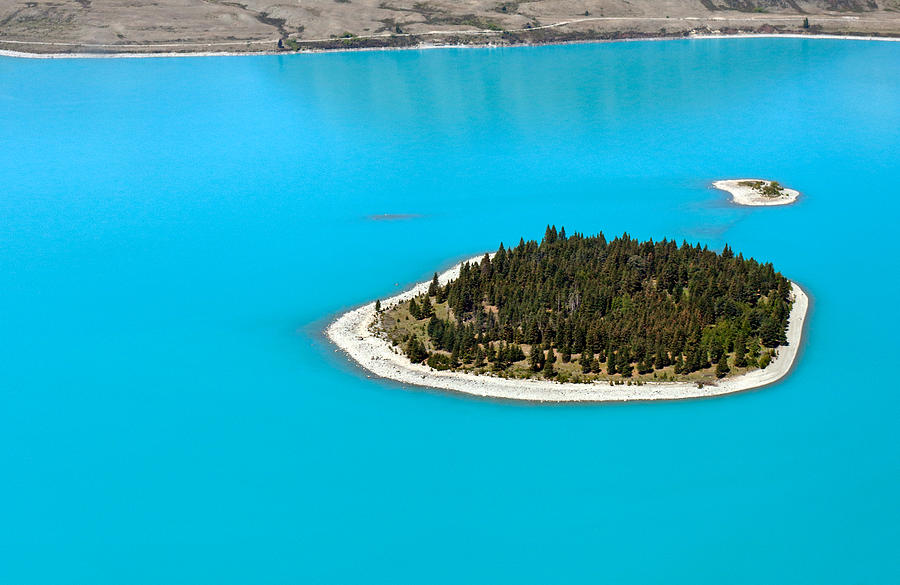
<box><xmin>326</xmin><ymin>255</ymin><xmax>809</xmax><ymax>403</ymax></box>
<box><xmin>3</xmin><ymin>34</ymin><xmax>898</xmax><ymax>60</ymax></box>
<box><xmin>713</xmin><ymin>179</ymin><xmax>800</xmax><ymax>206</ymax></box>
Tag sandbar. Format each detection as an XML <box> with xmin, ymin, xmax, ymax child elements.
<box><xmin>713</xmin><ymin>179</ymin><xmax>800</xmax><ymax>206</ymax></box>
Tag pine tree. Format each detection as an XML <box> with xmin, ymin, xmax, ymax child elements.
<box><xmin>760</xmin><ymin>317</ymin><xmax>782</xmax><ymax>348</ymax></box>
<box><xmin>427</xmin><ymin>273</ymin><xmax>440</xmax><ymax>296</ymax></box>
<box><xmin>406</xmin><ymin>337</ymin><xmax>428</xmax><ymax>363</ymax></box>
<box><xmin>527</xmin><ymin>321</ymin><xmax>542</xmax><ymax>345</ymax></box>
<box><xmin>617</xmin><ymin>349</ymin><xmax>631</xmax><ymax>376</ymax></box>
<box><xmin>500</xmin><ymin>344</ymin><xmax>512</xmax><ymax>364</ymax></box>
<box><xmin>426</xmin><ymin>315</ymin><xmax>442</xmax><ymax>342</ymax></box>
<box><xmin>420</xmin><ymin>296</ymin><xmax>434</xmax><ymax>318</ymax></box>
<box><xmin>709</xmin><ymin>337</ymin><xmax>724</xmax><ymax>364</ymax></box>
<box><xmin>547</xmin><ymin>347</ymin><xmax>557</xmax><ymax>364</ymax></box>
<box><xmin>654</xmin><ymin>346</ymin><xmax>668</xmax><ymax>370</ymax></box>
<box><xmin>580</xmin><ymin>349</ymin><xmax>592</xmax><ymax>366</ymax></box>
<box><xmin>409</xmin><ymin>298</ymin><xmax>420</xmax><ymax>320</ymax></box>
<box><xmin>748</xmin><ymin>337</ymin><xmax>761</xmax><ymax>359</ymax></box>
<box><xmin>530</xmin><ymin>346</ymin><xmax>544</xmax><ymax>372</ymax></box>
<box><xmin>493</xmin><ymin>343</ymin><xmax>508</xmax><ymax>370</ymax></box>
<box><xmin>685</xmin><ymin>346</ymin><xmax>706</xmax><ymax>373</ymax></box>
<box><xmin>375</xmin><ymin>299</ymin><xmax>382</xmax><ymax>312</ymax></box>
<box><xmin>544</xmin><ymin>224</ymin><xmax>558</xmax><ymax>245</ymax></box>
<box><xmin>638</xmin><ymin>357</ymin><xmax>653</xmax><ymax>375</ymax></box>
<box><xmin>733</xmin><ymin>334</ymin><xmax>748</xmax><ymax>368</ymax></box>
<box><xmin>607</xmin><ymin>350</ymin><xmax>616</xmax><ymax>375</ymax></box>
<box><xmin>580</xmin><ymin>351</ymin><xmax>592</xmax><ymax>374</ymax></box>
<box><xmin>474</xmin><ymin>346</ymin><xmax>485</xmax><ymax>368</ymax></box>
<box><xmin>440</xmin><ymin>326</ymin><xmax>455</xmax><ymax>351</ymax></box>
<box><xmin>542</xmin><ymin>354</ymin><xmax>556</xmax><ymax>377</ymax></box>
<box><xmin>716</xmin><ymin>357</ymin><xmax>730</xmax><ymax>378</ymax></box>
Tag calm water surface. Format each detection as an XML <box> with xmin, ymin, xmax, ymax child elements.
<box><xmin>1</xmin><ymin>39</ymin><xmax>898</xmax><ymax>584</ymax></box>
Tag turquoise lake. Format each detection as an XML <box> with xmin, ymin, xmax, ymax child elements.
<box><xmin>1</xmin><ymin>39</ymin><xmax>899</xmax><ymax>583</ymax></box>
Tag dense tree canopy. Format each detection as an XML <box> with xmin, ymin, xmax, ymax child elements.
<box><xmin>390</xmin><ymin>227</ymin><xmax>793</xmax><ymax>381</ymax></box>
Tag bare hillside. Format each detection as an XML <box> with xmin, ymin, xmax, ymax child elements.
<box><xmin>1</xmin><ymin>0</ymin><xmax>898</xmax><ymax>54</ymax></box>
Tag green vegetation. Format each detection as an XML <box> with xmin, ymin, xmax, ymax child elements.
<box><xmin>494</xmin><ymin>2</ymin><xmax>519</xmax><ymax>14</ymax></box>
<box><xmin>415</xmin><ymin>5</ymin><xmax>504</xmax><ymax>31</ymax></box>
<box><xmin>382</xmin><ymin>229</ymin><xmax>793</xmax><ymax>385</ymax></box>
<box><xmin>738</xmin><ymin>180</ymin><xmax>786</xmax><ymax>198</ymax></box>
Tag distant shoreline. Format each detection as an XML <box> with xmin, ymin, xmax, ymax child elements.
<box><xmin>2</xmin><ymin>32</ymin><xmax>898</xmax><ymax>60</ymax></box>
<box><xmin>326</xmin><ymin>255</ymin><xmax>810</xmax><ymax>403</ymax></box>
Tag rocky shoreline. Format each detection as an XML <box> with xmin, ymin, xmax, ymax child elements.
<box><xmin>2</xmin><ymin>30</ymin><xmax>898</xmax><ymax>59</ymax></box>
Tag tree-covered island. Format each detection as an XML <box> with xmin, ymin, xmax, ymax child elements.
<box><xmin>378</xmin><ymin>228</ymin><xmax>794</xmax><ymax>385</ymax></box>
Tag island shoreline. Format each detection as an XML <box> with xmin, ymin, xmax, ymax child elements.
<box><xmin>325</xmin><ymin>254</ymin><xmax>810</xmax><ymax>404</ymax></box>
<box><xmin>712</xmin><ymin>179</ymin><xmax>801</xmax><ymax>207</ymax></box>
<box><xmin>2</xmin><ymin>32</ymin><xmax>898</xmax><ymax>60</ymax></box>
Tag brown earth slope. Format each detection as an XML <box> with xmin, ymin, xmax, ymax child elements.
<box><xmin>1</xmin><ymin>0</ymin><xmax>898</xmax><ymax>54</ymax></box>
